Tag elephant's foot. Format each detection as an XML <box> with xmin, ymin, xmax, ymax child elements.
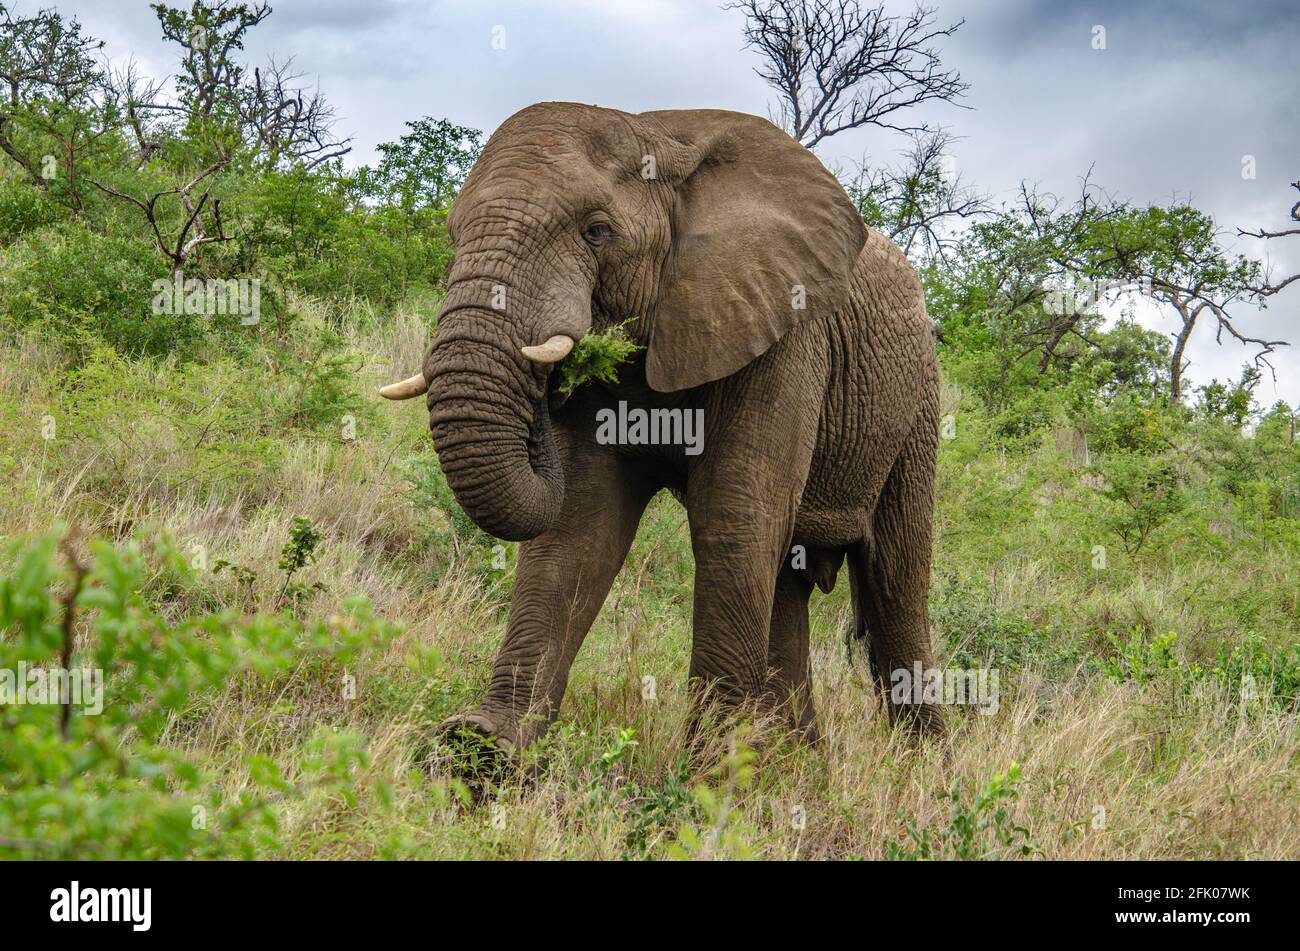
<box><xmin>885</xmin><ymin>700</ymin><xmax>947</xmax><ymax>739</ymax></box>
<box><xmin>438</xmin><ymin>710</ymin><xmax>518</xmax><ymax>754</ymax></box>
<box><xmin>433</xmin><ymin>706</ymin><xmax>560</xmax><ymax>779</ymax></box>
<box><xmin>432</xmin><ymin>710</ymin><xmax>521</xmax><ymax>785</ymax></box>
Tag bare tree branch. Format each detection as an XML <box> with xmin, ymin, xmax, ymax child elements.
<box><xmin>1238</xmin><ymin>179</ymin><xmax>1300</xmax><ymax>298</ymax></box>
<box><xmin>728</xmin><ymin>0</ymin><xmax>968</xmax><ymax>148</ymax></box>
<box><xmin>843</xmin><ymin>127</ymin><xmax>987</xmax><ymax>261</ymax></box>
<box><xmin>88</xmin><ymin>160</ymin><xmax>229</xmax><ymax>277</ymax></box>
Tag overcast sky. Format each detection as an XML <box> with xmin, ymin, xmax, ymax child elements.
<box><xmin>61</xmin><ymin>0</ymin><xmax>1300</xmax><ymax>405</ymax></box>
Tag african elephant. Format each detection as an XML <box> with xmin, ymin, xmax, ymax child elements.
<box><xmin>381</xmin><ymin>102</ymin><xmax>943</xmax><ymax>751</ymax></box>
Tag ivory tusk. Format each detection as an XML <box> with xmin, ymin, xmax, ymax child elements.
<box><xmin>520</xmin><ymin>334</ymin><xmax>575</xmax><ymax>364</ymax></box>
<box><xmin>378</xmin><ymin>372</ymin><xmax>429</xmax><ymax>400</ymax></box>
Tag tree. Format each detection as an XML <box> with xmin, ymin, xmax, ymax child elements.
<box><xmin>728</xmin><ymin>0</ymin><xmax>967</xmax><ymax>149</ymax></box>
<box><xmin>86</xmin><ymin>1</ymin><xmax>349</xmax><ymax>279</ymax></box>
<box><xmin>844</xmin><ymin>128</ymin><xmax>985</xmax><ymax>262</ymax></box>
<box><xmin>1085</xmin><ymin>204</ymin><xmax>1280</xmax><ymax>403</ymax></box>
<box><xmin>1195</xmin><ymin>365</ymin><xmax>1260</xmax><ymax>430</ymax></box>
<box><xmin>925</xmin><ymin>174</ymin><xmax>1122</xmax><ymax>373</ymax></box>
<box><xmin>953</xmin><ymin>177</ymin><xmax>1287</xmax><ymax>403</ymax></box>
<box><xmin>141</xmin><ymin>0</ymin><xmax>348</xmax><ymax>168</ymax></box>
<box><xmin>0</xmin><ymin>3</ymin><xmax>106</xmax><ymax>207</ymax></box>
<box><xmin>351</xmin><ymin>118</ymin><xmax>482</xmax><ymax>294</ymax></box>
<box><xmin>357</xmin><ymin>117</ymin><xmax>481</xmax><ymax>213</ymax></box>
<box><xmin>241</xmin><ymin>55</ymin><xmax>347</xmax><ymax>169</ymax></box>
<box><xmin>88</xmin><ymin>162</ymin><xmax>230</xmax><ymax>280</ymax></box>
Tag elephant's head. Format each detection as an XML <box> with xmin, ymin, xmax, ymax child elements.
<box><xmin>381</xmin><ymin>102</ymin><xmax>866</xmax><ymax>541</ymax></box>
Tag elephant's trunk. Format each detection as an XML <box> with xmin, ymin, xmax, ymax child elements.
<box><xmin>425</xmin><ymin>300</ymin><xmax>565</xmax><ymax>542</ymax></box>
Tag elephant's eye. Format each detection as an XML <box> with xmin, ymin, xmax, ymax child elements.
<box><xmin>582</xmin><ymin>221</ymin><xmax>613</xmax><ymax>246</ymax></box>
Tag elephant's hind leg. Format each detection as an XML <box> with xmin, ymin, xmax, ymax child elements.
<box><xmin>851</xmin><ymin>412</ymin><xmax>945</xmax><ymax>736</ymax></box>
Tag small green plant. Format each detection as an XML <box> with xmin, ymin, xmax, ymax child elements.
<box><xmin>591</xmin><ymin>727</ymin><xmax>639</xmax><ymax>784</ymax></box>
<box><xmin>1205</xmin><ymin>638</ymin><xmax>1300</xmax><ymax>710</ymax></box>
<box><xmin>620</xmin><ymin>758</ymin><xmax>698</xmax><ymax>857</ymax></box>
<box><xmin>1101</xmin><ymin>630</ymin><xmax>1178</xmax><ymax>684</ymax></box>
<box><xmin>888</xmin><ymin>763</ymin><xmax>1038</xmax><ymax>860</ymax></box>
<box><xmin>277</xmin><ymin>516</ymin><xmax>325</xmax><ymax>613</ymax></box>
<box><xmin>556</xmin><ymin>323</ymin><xmax>642</xmax><ymax>395</ymax></box>
<box><xmin>667</xmin><ymin>726</ymin><xmax>759</xmax><ymax>860</ymax></box>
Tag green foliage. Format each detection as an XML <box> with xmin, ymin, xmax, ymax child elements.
<box><xmin>357</xmin><ymin>117</ymin><xmax>481</xmax><ymax>212</ymax></box>
<box><xmin>1195</xmin><ymin>365</ymin><xmax>1260</xmax><ymax>430</ymax></box>
<box><xmin>1101</xmin><ymin>630</ymin><xmax>1179</xmax><ymax>684</ymax></box>
<box><xmin>1203</xmin><ymin>638</ymin><xmax>1300</xmax><ymax>710</ymax></box>
<box><xmin>0</xmin><ymin>529</ymin><xmax>397</xmax><ymax>858</ymax></box>
<box><xmin>276</xmin><ymin>517</ymin><xmax>325</xmax><ymax>613</ymax></box>
<box><xmin>275</xmin><ymin>322</ymin><xmax>367</xmax><ymax>429</ymax></box>
<box><xmin>1101</xmin><ymin>629</ymin><xmax>1299</xmax><ymax>711</ymax></box>
<box><xmin>0</xmin><ymin>225</ymin><xmax>182</xmax><ymax>358</ymax></box>
<box><xmin>0</xmin><ymin>171</ymin><xmax>63</xmax><ymax>238</ymax></box>
<box><xmin>888</xmin><ymin>763</ymin><xmax>1037</xmax><ymax>860</ymax></box>
<box><xmin>933</xmin><ymin>573</ymin><xmax>1085</xmax><ymax>676</ymax></box>
<box><xmin>556</xmin><ymin>324</ymin><xmax>643</xmax><ymax>395</ymax></box>
<box><xmin>1089</xmin><ymin>452</ymin><xmax>1188</xmax><ymax>555</ymax></box>
<box><xmin>619</xmin><ymin>760</ymin><xmax>698</xmax><ymax>857</ymax></box>
<box><xmin>667</xmin><ymin>727</ymin><xmax>758</xmax><ymax>860</ymax></box>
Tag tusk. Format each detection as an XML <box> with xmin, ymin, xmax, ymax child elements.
<box><xmin>378</xmin><ymin>372</ymin><xmax>428</xmax><ymax>400</ymax></box>
<box><xmin>520</xmin><ymin>334</ymin><xmax>575</xmax><ymax>364</ymax></box>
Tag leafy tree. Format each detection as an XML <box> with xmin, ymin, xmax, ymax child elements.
<box><xmin>1195</xmin><ymin>365</ymin><xmax>1260</xmax><ymax>430</ymax></box>
<box><xmin>1085</xmin><ymin>204</ymin><xmax>1275</xmax><ymax>403</ymax></box>
<box><xmin>0</xmin><ymin>3</ymin><xmax>106</xmax><ymax>208</ymax></box>
<box><xmin>357</xmin><ymin>117</ymin><xmax>481</xmax><ymax>213</ymax></box>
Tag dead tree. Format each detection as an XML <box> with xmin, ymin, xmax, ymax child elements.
<box><xmin>242</xmin><ymin>55</ymin><xmax>350</xmax><ymax>168</ymax></box>
<box><xmin>88</xmin><ymin>163</ymin><xmax>229</xmax><ymax>280</ymax></box>
<box><xmin>728</xmin><ymin>0</ymin><xmax>968</xmax><ymax>149</ymax></box>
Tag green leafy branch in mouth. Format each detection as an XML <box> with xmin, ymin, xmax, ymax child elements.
<box><xmin>555</xmin><ymin>321</ymin><xmax>643</xmax><ymax>394</ymax></box>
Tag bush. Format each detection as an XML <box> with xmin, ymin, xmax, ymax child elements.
<box><xmin>0</xmin><ymin>225</ymin><xmax>185</xmax><ymax>359</ymax></box>
<box><xmin>0</xmin><ymin>529</ymin><xmax>397</xmax><ymax>859</ymax></box>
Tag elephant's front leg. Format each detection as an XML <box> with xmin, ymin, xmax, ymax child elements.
<box><xmin>442</xmin><ymin>442</ymin><xmax>656</xmax><ymax>752</ymax></box>
<box><xmin>684</xmin><ymin>339</ymin><xmax>824</xmax><ymax>725</ymax></box>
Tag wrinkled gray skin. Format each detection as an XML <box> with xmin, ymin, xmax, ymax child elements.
<box><xmin>412</xmin><ymin>102</ymin><xmax>942</xmax><ymax>751</ymax></box>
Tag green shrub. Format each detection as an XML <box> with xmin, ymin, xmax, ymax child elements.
<box><xmin>0</xmin><ymin>529</ymin><xmax>397</xmax><ymax>858</ymax></box>
<box><xmin>0</xmin><ymin>225</ymin><xmax>184</xmax><ymax>359</ymax></box>
<box><xmin>888</xmin><ymin>763</ymin><xmax>1038</xmax><ymax>860</ymax></box>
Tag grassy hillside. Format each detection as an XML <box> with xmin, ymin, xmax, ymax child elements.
<box><xmin>3</xmin><ymin>299</ymin><xmax>1295</xmax><ymax>860</ymax></box>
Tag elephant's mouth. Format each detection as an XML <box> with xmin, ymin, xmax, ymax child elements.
<box><xmin>546</xmin><ymin>367</ymin><xmax>572</xmax><ymax>415</ymax></box>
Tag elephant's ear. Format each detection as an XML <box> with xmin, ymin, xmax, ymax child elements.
<box><xmin>638</xmin><ymin>109</ymin><xmax>867</xmax><ymax>393</ymax></box>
